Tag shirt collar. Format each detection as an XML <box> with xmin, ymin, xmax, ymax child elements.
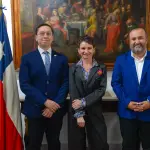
<box><xmin>131</xmin><ymin>51</ymin><xmax>147</xmax><ymax>62</ymax></box>
<box><xmin>76</xmin><ymin>59</ymin><xmax>98</xmax><ymax>67</ymax></box>
<box><xmin>38</xmin><ymin>46</ymin><xmax>52</xmax><ymax>55</ymax></box>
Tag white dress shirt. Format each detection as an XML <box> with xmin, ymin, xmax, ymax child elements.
<box><xmin>131</xmin><ymin>51</ymin><xmax>147</xmax><ymax>84</ymax></box>
<box><xmin>38</xmin><ymin>46</ymin><xmax>52</xmax><ymax>65</ymax></box>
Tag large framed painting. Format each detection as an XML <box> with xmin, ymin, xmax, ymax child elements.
<box><xmin>12</xmin><ymin>0</ymin><xmax>150</xmax><ymax>69</ymax></box>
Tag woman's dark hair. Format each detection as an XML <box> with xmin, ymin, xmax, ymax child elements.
<box><xmin>77</xmin><ymin>35</ymin><xmax>95</xmax><ymax>47</ymax></box>
<box><xmin>35</xmin><ymin>23</ymin><xmax>54</xmax><ymax>35</ymax></box>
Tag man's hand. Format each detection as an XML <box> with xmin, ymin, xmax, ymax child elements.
<box><xmin>77</xmin><ymin>117</ymin><xmax>85</xmax><ymax>128</ymax></box>
<box><xmin>44</xmin><ymin>99</ymin><xmax>60</xmax><ymax>113</ymax></box>
<box><xmin>128</xmin><ymin>101</ymin><xmax>150</xmax><ymax>112</ymax></box>
<box><xmin>42</xmin><ymin>108</ymin><xmax>53</xmax><ymax>118</ymax></box>
<box><xmin>72</xmin><ymin>99</ymin><xmax>82</xmax><ymax>110</ymax></box>
<box><xmin>137</xmin><ymin>101</ymin><xmax>150</xmax><ymax>112</ymax></box>
<box><xmin>128</xmin><ymin>101</ymin><xmax>139</xmax><ymax>111</ymax></box>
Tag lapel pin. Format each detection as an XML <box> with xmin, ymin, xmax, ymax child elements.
<box><xmin>97</xmin><ymin>69</ymin><xmax>103</xmax><ymax>76</ymax></box>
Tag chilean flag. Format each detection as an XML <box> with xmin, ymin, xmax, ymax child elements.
<box><xmin>0</xmin><ymin>10</ymin><xmax>24</xmax><ymax>150</ymax></box>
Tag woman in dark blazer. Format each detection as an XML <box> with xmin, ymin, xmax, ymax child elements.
<box><xmin>68</xmin><ymin>35</ymin><xmax>109</xmax><ymax>150</ymax></box>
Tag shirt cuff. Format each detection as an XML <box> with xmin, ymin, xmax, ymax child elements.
<box><xmin>81</xmin><ymin>98</ymin><xmax>86</xmax><ymax>108</ymax></box>
<box><xmin>74</xmin><ymin>111</ymin><xmax>85</xmax><ymax>118</ymax></box>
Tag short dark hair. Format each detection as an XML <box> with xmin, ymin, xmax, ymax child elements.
<box><xmin>78</xmin><ymin>35</ymin><xmax>95</xmax><ymax>47</ymax></box>
<box><xmin>128</xmin><ymin>27</ymin><xmax>147</xmax><ymax>38</ymax></box>
<box><xmin>35</xmin><ymin>23</ymin><xmax>54</xmax><ymax>35</ymax></box>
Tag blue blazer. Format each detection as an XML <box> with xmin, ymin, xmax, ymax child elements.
<box><xmin>19</xmin><ymin>49</ymin><xmax>69</xmax><ymax>118</ymax></box>
<box><xmin>111</xmin><ymin>51</ymin><xmax>150</xmax><ymax>121</ymax></box>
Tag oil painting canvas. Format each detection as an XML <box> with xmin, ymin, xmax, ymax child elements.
<box><xmin>19</xmin><ymin>0</ymin><xmax>146</xmax><ymax>65</ymax></box>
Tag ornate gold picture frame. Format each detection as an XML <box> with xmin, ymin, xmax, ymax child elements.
<box><xmin>11</xmin><ymin>0</ymin><xmax>150</xmax><ymax>69</ymax></box>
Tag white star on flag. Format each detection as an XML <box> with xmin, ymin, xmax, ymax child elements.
<box><xmin>0</xmin><ymin>41</ymin><xmax>5</xmax><ymax>60</ymax></box>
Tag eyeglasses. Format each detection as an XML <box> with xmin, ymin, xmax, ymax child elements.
<box><xmin>37</xmin><ymin>32</ymin><xmax>52</xmax><ymax>36</ymax></box>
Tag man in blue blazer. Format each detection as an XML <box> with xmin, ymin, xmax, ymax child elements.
<box><xmin>111</xmin><ymin>27</ymin><xmax>150</xmax><ymax>150</ymax></box>
<box><xmin>19</xmin><ymin>23</ymin><xmax>69</xmax><ymax>150</ymax></box>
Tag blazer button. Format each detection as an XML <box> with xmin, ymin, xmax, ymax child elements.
<box><xmin>47</xmin><ymin>81</ymin><xmax>49</xmax><ymax>84</ymax></box>
<box><xmin>45</xmin><ymin>92</ymin><xmax>47</xmax><ymax>95</ymax></box>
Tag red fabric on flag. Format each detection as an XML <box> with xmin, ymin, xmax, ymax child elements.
<box><xmin>0</xmin><ymin>81</ymin><xmax>5</xmax><ymax>150</ymax></box>
<box><xmin>0</xmin><ymin>82</ymin><xmax>23</xmax><ymax>150</ymax></box>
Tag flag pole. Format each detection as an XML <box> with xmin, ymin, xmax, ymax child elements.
<box><xmin>0</xmin><ymin>0</ymin><xmax>2</xmax><ymax>16</ymax></box>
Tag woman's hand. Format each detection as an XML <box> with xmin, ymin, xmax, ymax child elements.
<box><xmin>72</xmin><ymin>99</ymin><xmax>82</xmax><ymax>110</ymax></box>
<box><xmin>77</xmin><ymin>117</ymin><xmax>85</xmax><ymax>128</ymax></box>
<box><xmin>42</xmin><ymin>108</ymin><xmax>53</xmax><ymax>118</ymax></box>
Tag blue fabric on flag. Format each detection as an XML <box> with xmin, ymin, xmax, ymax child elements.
<box><xmin>0</xmin><ymin>7</ymin><xmax>7</xmax><ymax>10</ymax></box>
<box><xmin>0</xmin><ymin>12</ymin><xmax>12</xmax><ymax>81</ymax></box>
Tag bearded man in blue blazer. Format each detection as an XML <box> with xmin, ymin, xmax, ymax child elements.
<box><xmin>111</xmin><ymin>27</ymin><xmax>150</xmax><ymax>150</ymax></box>
<box><xmin>19</xmin><ymin>23</ymin><xmax>69</xmax><ymax>150</ymax></box>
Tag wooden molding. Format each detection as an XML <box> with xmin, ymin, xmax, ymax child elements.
<box><xmin>146</xmin><ymin>0</ymin><xmax>150</xmax><ymax>50</ymax></box>
<box><xmin>0</xmin><ymin>0</ymin><xmax>2</xmax><ymax>16</ymax></box>
<box><xmin>11</xmin><ymin>0</ymin><xmax>22</xmax><ymax>69</ymax></box>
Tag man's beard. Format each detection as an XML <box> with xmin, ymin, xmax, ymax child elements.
<box><xmin>131</xmin><ymin>44</ymin><xmax>145</xmax><ymax>54</ymax></box>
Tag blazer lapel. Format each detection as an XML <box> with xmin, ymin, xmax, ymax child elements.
<box><xmin>87</xmin><ymin>66</ymin><xmax>99</xmax><ymax>84</ymax></box>
<box><xmin>140</xmin><ymin>52</ymin><xmax>150</xmax><ymax>82</ymax></box>
<box><xmin>73</xmin><ymin>65</ymin><xmax>87</xmax><ymax>90</ymax></box>
<box><xmin>48</xmin><ymin>50</ymin><xmax>59</xmax><ymax>78</ymax></box>
<box><xmin>127</xmin><ymin>52</ymin><xmax>139</xmax><ymax>85</ymax></box>
<box><xmin>35</xmin><ymin>50</ymin><xmax>47</xmax><ymax>76</ymax></box>
<box><xmin>75</xmin><ymin>66</ymin><xmax>86</xmax><ymax>82</ymax></box>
